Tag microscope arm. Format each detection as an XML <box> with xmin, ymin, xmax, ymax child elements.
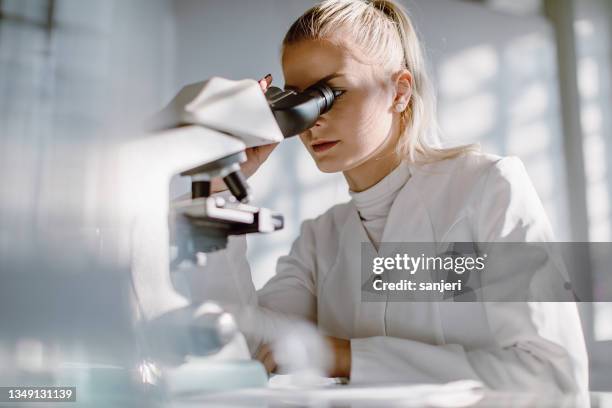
<box><xmin>117</xmin><ymin>77</ymin><xmax>287</xmax><ymax>373</ymax></box>
<box><xmin>119</xmin><ymin>125</ymin><xmax>246</xmax><ymax>320</ymax></box>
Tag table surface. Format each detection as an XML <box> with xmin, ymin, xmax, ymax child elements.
<box><xmin>169</xmin><ymin>385</ymin><xmax>612</xmax><ymax>408</ymax></box>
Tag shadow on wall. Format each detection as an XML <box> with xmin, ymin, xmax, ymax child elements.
<box><xmin>409</xmin><ymin>0</ymin><xmax>572</xmax><ymax>241</ymax></box>
<box><xmin>574</xmin><ymin>0</ymin><xmax>612</xmax><ymax>392</ymax></box>
<box><xmin>575</xmin><ymin>13</ymin><xmax>612</xmax><ymax>348</ymax></box>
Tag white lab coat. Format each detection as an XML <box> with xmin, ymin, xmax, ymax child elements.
<box><xmin>192</xmin><ymin>151</ymin><xmax>588</xmax><ymax>395</ymax></box>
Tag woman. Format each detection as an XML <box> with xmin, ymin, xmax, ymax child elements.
<box><xmin>205</xmin><ymin>0</ymin><xmax>588</xmax><ymax>394</ymax></box>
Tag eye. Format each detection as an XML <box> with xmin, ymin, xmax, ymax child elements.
<box><xmin>332</xmin><ymin>88</ymin><xmax>346</xmax><ymax>99</ymax></box>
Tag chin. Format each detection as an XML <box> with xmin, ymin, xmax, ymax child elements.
<box><xmin>316</xmin><ymin>163</ymin><xmax>340</xmax><ymax>173</ymax></box>
<box><xmin>312</xmin><ymin>156</ymin><xmax>350</xmax><ymax>173</ymax></box>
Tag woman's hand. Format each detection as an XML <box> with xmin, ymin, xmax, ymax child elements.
<box><xmin>326</xmin><ymin>336</ymin><xmax>351</xmax><ymax>378</ymax></box>
<box><xmin>254</xmin><ymin>336</ymin><xmax>352</xmax><ymax>378</ymax></box>
<box><xmin>254</xmin><ymin>343</ymin><xmax>278</xmax><ymax>374</ymax></box>
<box><xmin>211</xmin><ymin>74</ymin><xmax>280</xmax><ymax>194</ymax></box>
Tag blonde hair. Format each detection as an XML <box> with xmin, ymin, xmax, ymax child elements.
<box><xmin>282</xmin><ymin>0</ymin><xmax>479</xmax><ymax>163</ymax></box>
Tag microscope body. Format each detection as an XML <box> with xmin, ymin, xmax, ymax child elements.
<box><xmin>120</xmin><ymin>76</ymin><xmax>342</xmax><ymax>394</ymax></box>
<box><xmin>118</xmin><ymin>78</ymin><xmax>285</xmax><ymax>393</ymax></box>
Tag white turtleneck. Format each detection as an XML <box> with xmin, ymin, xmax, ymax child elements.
<box><xmin>348</xmin><ymin>160</ymin><xmax>411</xmax><ymax>249</ymax></box>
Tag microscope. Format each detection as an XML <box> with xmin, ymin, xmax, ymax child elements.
<box><xmin>174</xmin><ymin>76</ymin><xmax>342</xmax><ymax>251</ymax></box>
<box><xmin>162</xmin><ymin>76</ymin><xmax>342</xmax><ymax>261</ymax></box>
<box><xmin>120</xmin><ymin>76</ymin><xmax>342</xmax><ymax>394</ymax></box>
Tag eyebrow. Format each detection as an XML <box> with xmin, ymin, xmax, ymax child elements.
<box><xmin>284</xmin><ymin>73</ymin><xmax>344</xmax><ymax>91</ymax></box>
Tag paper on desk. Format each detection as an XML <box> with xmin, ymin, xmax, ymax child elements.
<box><xmin>151</xmin><ymin>76</ymin><xmax>284</xmax><ymax>148</ymax></box>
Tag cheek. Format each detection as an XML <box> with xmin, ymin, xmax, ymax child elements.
<box><xmin>299</xmin><ymin>132</ymin><xmax>308</xmax><ymax>145</ymax></box>
<box><xmin>332</xmin><ymin>90</ymin><xmax>381</xmax><ymax>126</ymax></box>
<box><xmin>341</xmin><ymin>91</ymin><xmax>392</xmax><ymax>148</ymax></box>
<box><xmin>299</xmin><ymin>86</ymin><xmax>393</xmax><ymax>164</ymax></box>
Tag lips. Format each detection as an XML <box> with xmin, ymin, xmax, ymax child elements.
<box><xmin>311</xmin><ymin>140</ymin><xmax>339</xmax><ymax>153</ymax></box>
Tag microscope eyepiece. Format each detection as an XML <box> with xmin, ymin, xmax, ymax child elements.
<box><xmin>305</xmin><ymin>82</ymin><xmax>335</xmax><ymax>115</ymax></box>
<box><xmin>265</xmin><ymin>81</ymin><xmax>342</xmax><ymax>138</ymax></box>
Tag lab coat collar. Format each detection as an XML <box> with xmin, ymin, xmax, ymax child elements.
<box><xmin>347</xmin><ymin>161</ymin><xmax>436</xmax><ymax>253</ymax></box>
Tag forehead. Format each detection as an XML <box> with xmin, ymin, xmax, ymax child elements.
<box><xmin>282</xmin><ymin>39</ymin><xmax>369</xmax><ymax>90</ymax></box>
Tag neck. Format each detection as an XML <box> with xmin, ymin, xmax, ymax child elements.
<box><xmin>344</xmin><ymin>150</ymin><xmax>401</xmax><ymax>192</ymax></box>
<box><xmin>343</xmin><ymin>116</ymin><xmax>404</xmax><ymax>192</ymax></box>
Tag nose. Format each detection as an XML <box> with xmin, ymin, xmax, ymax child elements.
<box><xmin>314</xmin><ymin>114</ymin><xmax>327</xmax><ymax>127</ymax></box>
<box><xmin>311</xmin><ymin>119</ymin><xmax>325</xmax><ymax>134</ymax></box>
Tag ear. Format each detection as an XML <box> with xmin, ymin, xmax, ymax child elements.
<box><xmin>392</xmin><ymin>69</ymin><xmax>413</xmax><ymax>110</ymax></box>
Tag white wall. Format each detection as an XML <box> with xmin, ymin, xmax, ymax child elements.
<box><xmin>0</xmin><ymin>0</ymin><xmax>176</xmax><ymax>365</ymax></box>
<box><xmin>0</xmin><ymin>0</ymin><xmax>176</xmax><ymax>233</ymax></box>
<box><xmin>573</xmin><ymin>0</ymin><xmax>612</xmax><ymax>391</ymax></box>
<box><xmin>408</xmin><ymin>0</ymin><xmax>571</xmax><ymax>241</ymax></box>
